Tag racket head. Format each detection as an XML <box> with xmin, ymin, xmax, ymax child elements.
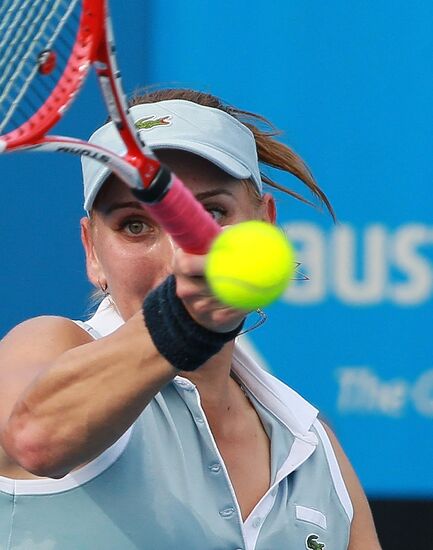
<box><xmin>0</xmin><ymin>0</ymin><xmax>104</xmax><ymax>150</ymax></box>
<box><xmin>0</xmin><ymin>0</ymin><xmax>220</xmax><ymax>254</ymax></box>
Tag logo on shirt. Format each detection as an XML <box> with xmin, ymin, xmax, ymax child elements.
<box><xmin>134</xmin><ymin>115</ymin><xmax>172</xmax><ymax>131</ymax></box>
<box><xmin>306</xmin><ymin>534</ymin><xmax>325</xmax><ymax>550</ymax></box>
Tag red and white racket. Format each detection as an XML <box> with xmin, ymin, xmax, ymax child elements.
<box><xmin>0</xmin><ymin>0</ymin><xmax>220</xmax><ymax>253</ymax></box>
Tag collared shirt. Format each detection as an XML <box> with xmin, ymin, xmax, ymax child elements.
<box><xmin>0</xmin><ymin>300</ymin><xmax>352</xmax><ymax>549</ymax></box>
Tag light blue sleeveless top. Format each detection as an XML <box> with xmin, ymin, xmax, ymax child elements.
<box><xmin>0</xmin><ymin>299</ymin><xmax>353</xmax><ymax>549</ymax></box>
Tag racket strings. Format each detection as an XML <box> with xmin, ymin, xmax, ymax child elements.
<box><xmin>0</xmin><ymin>0</ymin><xmax>53</xmax><ymax>93</ymax></box>
<box><xmin>0</xmin><ymin>0</ymin><xmax>81</xmax><ymax>135</ymax></box>
<box><xmin>0</xmin><ymin>0</ymin><xmax>77</xmax><ymax>118</ymax></box>
<box><xmin>0</xmin><ymin>0</ymin><xmax>50</xmax><ymax>122</ymax></box>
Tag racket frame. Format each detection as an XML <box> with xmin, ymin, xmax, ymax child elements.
<box><xmin>0</xmin><ymin>0</ymin><xmax>221</xmax><ymax>253</ymax></box>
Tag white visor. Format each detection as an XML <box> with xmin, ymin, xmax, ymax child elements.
<box><xmin>82</xmin><ymin>99</ymin><xmax>262</xmax><ymax>212</ymax></box>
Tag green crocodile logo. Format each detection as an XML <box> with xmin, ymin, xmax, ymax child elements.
<box><xmin>134</xmin><ymin>115</ymin><xmax>171</xmax><ymax>131</ymax></box>
<box><xmin>306</xmin><ymin>534</ymin><xmax>325</xmax><ymax>550</ymax></box>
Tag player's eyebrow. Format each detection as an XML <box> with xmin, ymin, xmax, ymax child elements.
<box><xmin>194</xmin><ymin>189</ymin><xmax>235</xmax><ymax>201</ymax></box>
<box><xmin>101</xmin><ymin>189</ymin><xmax>234</xmax><ymax>216</ymax></box>
<box><xmin>101</xmin><ymin>201</ymin><xmax>145</xmax><ymax>215</ymax></box>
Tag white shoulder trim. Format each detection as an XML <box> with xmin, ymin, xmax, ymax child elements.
<box><xmin>313</xmin><ymin>419</ymin><xmax>354</xmax><ymax>521</ymax></box>
<box><xmin>82</xmin><ymin>298</ymin><xmax>124</xmax><ymax>338</ymax></box>
<box><xmin>0</xmin><ymin>427</ymin><xmax>133</xmax><ymax>496</ymax></box>
<box><xmin>232</xmin><ymin>343</ymin><xmax>318</xmax><ymax>438</ymax></box>
<box><xmin>73</xmin><ymin>319</ymin><xmax>103</xmax><ymax>340</ymax></box>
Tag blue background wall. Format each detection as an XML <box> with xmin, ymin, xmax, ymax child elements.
<box><xmin>1</xmin><ymin>1</ymin><xmax>432</xmax><ymax>498</ymax></box>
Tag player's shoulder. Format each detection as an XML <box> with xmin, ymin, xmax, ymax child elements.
<box><xmin>314</xmin><ymin>418</ymin><xmax>352</xmax><ymax>477</ymax></box>
<box><xmin>1</xmin><ymin>315</ymin><xmax>93</xmax><ymax>351</ymax></box>
<box><xmin>315</xmin><ymin>420</ymin><xmax>382</xmax><ymax>549</ymax></box>
<box><xmin>0</xmin><ymin>316</ymin><xmax>94</xmax><ymax>386</ymax></box>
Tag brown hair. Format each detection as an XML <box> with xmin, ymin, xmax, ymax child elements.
<box><xmin>129</xmin><ymin>88</ymin><xmax>335</xmax><ymax>220</ymax></box>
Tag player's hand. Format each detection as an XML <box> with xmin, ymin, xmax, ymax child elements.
<box><xmin>172</xmin><ymin>248</ymin><xmax>248</xmax><ymax>334</ymax></box>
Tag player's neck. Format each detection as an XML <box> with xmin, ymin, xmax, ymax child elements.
<box><xmin>180</xmin><ymin>342</ymin><xmax>240</xmax><ymax>416</ymax></box>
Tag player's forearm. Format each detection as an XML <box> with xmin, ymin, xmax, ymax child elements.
<box><xmin>1</xmin><ymin>311</ymin><xmax>176</xmax><ymax>477</ymax></box>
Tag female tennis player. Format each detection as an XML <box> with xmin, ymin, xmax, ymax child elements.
<box><xmin>0</xmin><ymin>89</ymin><xmax>381</xmax><ymax>549</ymax></box>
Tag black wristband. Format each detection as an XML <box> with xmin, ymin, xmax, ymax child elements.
<box><xmin>143</xmin><ymin>275</ymin><xmax>244</xmax><ymax>371</ymax></box>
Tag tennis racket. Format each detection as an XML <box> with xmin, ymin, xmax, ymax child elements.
<box><xmin>0</xmin><ymin>0</ymin><xmax>220</xmax><ymax>254</ymax></box>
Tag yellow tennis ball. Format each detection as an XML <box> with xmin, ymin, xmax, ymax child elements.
<box><xmin>205</xmin><ymin>220</ymin><xmax>296</xmax><ymax>309</ymax></box>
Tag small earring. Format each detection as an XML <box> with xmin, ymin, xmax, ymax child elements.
<box><xmin>98</xmin><ymin>279</ymin><xmax>109</xmax><ymax>296</ymax></box>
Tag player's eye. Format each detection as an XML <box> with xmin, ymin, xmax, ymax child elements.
<box><xmin>122</xmin><ymin>220</ymin><xmax>151</xmax><ymax>236</ymax></box>
<box><xmin>206</xmin><ymin>207</ymin><xmax>227</xmax><ymax>224</ymax></box>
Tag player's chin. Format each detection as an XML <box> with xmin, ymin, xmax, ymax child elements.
<box><xmin>206</xmin><ymin>304</ymin><xmax>248</xmax><ymax>334</ymax></box>
<box><xmin>212</xmin><ymin>297</ymin><xmax>251</xmax><ymax>316</ymax></box>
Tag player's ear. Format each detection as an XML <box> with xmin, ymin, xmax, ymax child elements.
<box><xmin>80</xmin><ymin>216</ymin><xmax>106</xmax><ymax>289</ymax></box>
<box><xmin>260</xmin><ymin>193</ymin><xmax>277</xmax><ymax>224</ymax></box>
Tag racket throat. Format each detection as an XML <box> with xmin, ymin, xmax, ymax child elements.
<box><xmin>132</xmin><ymin>164</ymin><xmax>172</xmax><ymax>203</ymax></box>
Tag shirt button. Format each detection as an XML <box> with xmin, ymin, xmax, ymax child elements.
<box><xmin>219</xmin><ymin>507</ymin><xmax>235</xmax><ymax>518</ymax></box>
<box><xmin>208</xmin><ymin>463</ymin><xmax>221</xmax><ymax>473</ymax></box>
<box><xmin>195</xmin><ymin>416</ymin><xmax>204</xmax><ymax>423</ymax></box>
<box><xmin>252</xmin><ymin>517</ymin><xmax>262</xmax><ymax>528</ymax></box>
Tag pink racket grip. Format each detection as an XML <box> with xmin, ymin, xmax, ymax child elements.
<box><xmin>144</xmin><ymin>174</ymin><xmax>221</xmax><ymax>254</ymax></box>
